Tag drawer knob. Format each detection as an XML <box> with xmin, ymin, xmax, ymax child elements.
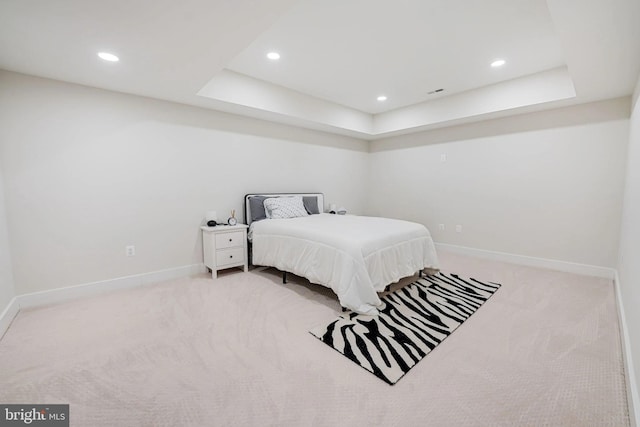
<box><xmin>229</xmin><ymin>238</ymin><xmax>232</xmax><ymax>242</ymax></box>
<box><xmin>229</xmin><ymin>255</ymin><xmax>233</xmax><ymax>258</ymax></box>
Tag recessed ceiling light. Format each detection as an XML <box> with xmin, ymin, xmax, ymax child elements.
<box><xmin>267</xmin><ymin>52</ymin><xmax>280</xmax><ymax>60</ymax></box>
<box><xmin>377</xmin><ymin>95</ymin><xmax>387</xmax><ymax>102</ymax></box>
<box><xmin>98</xmin><ymin>52</ymin><xmax>119</xmax><ymax>62</ymax></box>
<box><xmin>491</xmin><ymin>59</ymin><xmax>506</xmax><ymax>68</ymax></box>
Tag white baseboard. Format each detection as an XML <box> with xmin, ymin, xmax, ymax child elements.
<box><xmin>1</xmin><ymin>263</ymin><xmax>206</xmax><ymax>340</ymax></box>
<box><xmin>16</xmin><ymin>263</ymin><xmax>207</xmax><ymax>309</ymax></box>
<box><xmin>435</xmin><ymin>243</ymin><xmax>616</xmax><ymax>279</ymax></box>
<box><xmin>615</xmin><ymin>272</ymin><xmax>639</xmax><ymax>427</ymax></box>
<box><xmin>0</xmin><ymin>296</ymin><xmax>19</xmax><ymax>340</ymax></box>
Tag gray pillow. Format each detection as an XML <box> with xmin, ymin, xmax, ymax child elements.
<box><xmin>249</xmin><ymin>196</ymin><xmax>269</xmax><ymax>222</ymax></box>
<box><xmin>303</xmin><ymin>196</ymin><xmax>320</xmax><ymax>215</ymax></box>
<box><xmin>251</xmin><ymin>195</ymin><xmax>319</xmax><ymax>220</ymax></box>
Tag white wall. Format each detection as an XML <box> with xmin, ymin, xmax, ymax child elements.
<box><xmin>0</xmin><ymin>71</ymin><xmax>369</xmax><ymax>295</ymax></box>
<box><xmin>368</xmin><ymin>98</ymin><xmax>630</xmax><ymax>268</ymax></box>
<box><xmin>618</xmin><ymin>76</ymin><xmax>640</xmax><ymax>414</ymax></box>
<box><xmin>0</xmin><ymin>163</ymin><xmax>15</xmax><ymax>314</ymax></box>
<box><xmin>0</xmin><ymin>70</ymin><xmax>632</xmax><ymax>300</ymax></box>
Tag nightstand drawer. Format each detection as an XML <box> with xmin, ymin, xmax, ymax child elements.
<box><xmin>215</xmin><ymin>231</ymin><xmax>244</xmax><ymax>249</ymax></box>
<box><xmin>216</xmin><ymin>247</ymin><xmax>245</xmax><ymax>267</ymax></box>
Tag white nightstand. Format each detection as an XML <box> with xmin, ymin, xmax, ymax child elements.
<box><xmin>201</xmin><ymin>224</ymin><xmax>249</xmax><ymax>279</ymax></box>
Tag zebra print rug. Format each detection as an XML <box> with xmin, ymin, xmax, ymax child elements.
<box><xmin>309</xmin><ymin>272</ymin><xmax>501</xmax><ymax>385</ymax></box>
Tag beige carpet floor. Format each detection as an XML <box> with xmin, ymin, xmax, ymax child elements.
<box><xmin>0</xmin><ymin>252</ymin><xmax>630</xmax><ymax>426</ymax></box>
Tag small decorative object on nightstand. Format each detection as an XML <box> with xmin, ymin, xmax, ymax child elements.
<box><xmin>201</xmin><ymin>223</ymin><xmax>248</xmax><ymax>278</ymax></box>
<box><xmin>206</xmin><ymin>210</ymin><xmax>218</xmax><ymax>227</ymax></box>
<box><xmin>228</xmin><ymin>209</ymin><xmax>237</xmax><ymax>226</ymax></box>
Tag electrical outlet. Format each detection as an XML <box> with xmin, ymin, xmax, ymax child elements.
<box><xmin>438</xmin><ymin>224</ymin><xmax>445</xmax><ymax>231</ymax></box>
<box><xmin>440</xmin><ymin>153</ymin><xmax>447</xmax><ymax>162</ymax></box>
<box><xmin>455</xmin><ymin>225</ymin><xmax>462</xmax><ymax>233</ymax></box>
<box><xmin>126</xmin><ymin>245</ymin><xmax>135</xmax><ymax>256</ymax></box>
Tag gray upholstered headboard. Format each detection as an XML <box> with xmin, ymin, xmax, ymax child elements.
<box><xmin>244</xmin><ymin>193</ymin><xmax>325</xmax><ymax>227</ymax></box>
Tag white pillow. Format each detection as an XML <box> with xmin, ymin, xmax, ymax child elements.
<box><xmin>263</xmin><ymin>196</ymin><xmax>309</xmax><ymax>219</ymax></box>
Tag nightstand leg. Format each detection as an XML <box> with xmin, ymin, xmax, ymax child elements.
<box><xmin>211</xmin><ymin>270</ymin><xmax>217</xmax><ymax>279</ymax></box>
<box><xmin>244</xmin><ymin>262</ymin><xmax>248</xmax><ymax>273</ymax></box>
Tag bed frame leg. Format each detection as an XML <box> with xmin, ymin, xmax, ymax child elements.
<box><xmin>341</xmin><ymin>307</ymin><xmax>347</xmax><ymax>312</ymax></box>
<box><xmin>419</xmin><ymin>270</ymin><xmax>424</xmax><ymax>278</ymax></box>
<box><xmin>385</xmin><ymin>285</ymin><xmax>390</xmax><ymax>292</ymax></box>
<box><xmin>283</xmin><ymin>271</ymin><xmax>287</xmax><ymax>284</ymax></box>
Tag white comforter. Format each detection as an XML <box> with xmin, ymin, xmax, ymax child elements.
<box><xmin>250</xmin><ymin>214</ymin><xmax>439</xmax><ymax>315</ymax></box>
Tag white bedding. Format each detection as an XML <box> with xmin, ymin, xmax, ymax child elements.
<box><xmin>249</xmin><ymin>213</ymin><xmax>440</xmax><ymax>315</ymax></box>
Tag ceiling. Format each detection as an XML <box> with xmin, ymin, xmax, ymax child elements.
<box><xmin>226</xmin><ymin>0</ymin><xmax>566</xmax><ymax>114</ymax></box>
<box><xmin>1</xmin><ymin>0</ymin><xmax>639</xmax><ymax>140</ymax></box>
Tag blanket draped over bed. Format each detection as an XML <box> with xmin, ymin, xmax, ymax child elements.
<box><xmin>249</xmin><ymin>214</ymin><xmax>440</xmax><ymax>315</ymax></box>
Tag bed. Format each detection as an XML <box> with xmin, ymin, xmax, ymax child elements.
<box><xmin>244</xmin><ymin>193</ymin><xmax>440</xmax><ymax>315</ymax></box>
